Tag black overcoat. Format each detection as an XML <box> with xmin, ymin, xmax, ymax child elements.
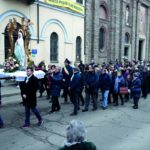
<box><xmin>22</xmin><ymin>75</ymin><xmax>39</xmax><ymax>107</ymax></box>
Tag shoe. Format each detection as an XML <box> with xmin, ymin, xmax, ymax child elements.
<box><xmin>56</xmin><ymin>108</ymin><xmax>60</xmax><ymax>111</ymax></box>
<box><xmin>121</xmin><ymin>102</ymin><xmax>124</xmax><ymax>106</ymax></box>
<box><xmin>46</xmin><ymin>96</ymin><xmax>50</xmax><ymax>100</ymax></box>
<box><xmin>114</xmin><ymin>103</ymin><xmax>118</xmax><ymax>106</ymax></box>
<box><xmin>38</xmin><ymin>95</ymin><xmax>42</xmax><ymax>98</ymax></box>
<box><xmin>82</xmin><ymin>109</ymin><xmax>88</xmax><ymax>112</ymax></box>
<box><xmin>21</xmin><ymin>124</ymin><xmax>30</xmax><ymax>128</ymax></box>
<box><xmin>92</xmin><ymin>108</ymin><xmax>97</xmax><ymax>111</ymax></box>
<box><xmin>70</xmin><ymin>112</ymin><xmax>77</xmax><ymax>116</ymax></box>
<box><xmin>49</xmin><ymin>110</ymin><xmax>55</xmax><ymax>114</ymax></box>
<box><xmin>37</xmin><ymin>120</ymin><xmax>44</xmax><ymax>126</ymax></box>
<box><xmin>132</xmin><ymin>105</ymin><xmax>138</xmax><ymax>109</ymax></box>
<box><xmin>101</xmin><ymin>106</ymin><xmax>107</xmax><ymax>110</ymax></box>
<box><xmin>0</xmin><ymin>124</ymin><xmax>4</xmax><ymax>128</ymax></box>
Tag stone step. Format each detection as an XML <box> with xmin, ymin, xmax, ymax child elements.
<box><xmin>1</xmin><ymin>84</ymin><xmax>20</xmax><ymax>98</ymax></box>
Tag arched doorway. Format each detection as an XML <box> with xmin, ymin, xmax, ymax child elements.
<box><xmin>4</xmin><ymin>21</ymin><xmax>21</xmax><ymax>59</ymax></box>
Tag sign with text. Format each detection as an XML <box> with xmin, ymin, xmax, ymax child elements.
<box><xmin>45</xmin><ymin>0</ymin><xmax>84</xmax><ymax>14</ymax></box>
<box><xmin>31</xmin><ymin>49</ymin><xmax>37</xmax><ymax>55</ymax></box>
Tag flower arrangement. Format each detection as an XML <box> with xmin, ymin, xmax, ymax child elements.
<box><xmin>4</xmin><ymin>57</ymin><xmax>20</xmax><ymax>72</ymax></box>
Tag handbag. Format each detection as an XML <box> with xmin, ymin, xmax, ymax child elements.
<box><xmin>119</xmin><ymin>87</ymin><xmax>128</xmax><ymax>94</ymax></box>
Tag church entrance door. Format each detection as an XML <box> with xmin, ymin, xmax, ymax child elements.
<box><xmin>138</xmin><ymin>40</ymin><xmax>145</xmax><ymax>61</ymax></box>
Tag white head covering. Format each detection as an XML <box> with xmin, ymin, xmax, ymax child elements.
<box><xmin>14</xmin><ymin>31</ymin><xmax>25</xmax><ymax>66</ymax></box>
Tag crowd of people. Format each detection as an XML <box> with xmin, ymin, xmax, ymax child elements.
<box><xmin>36</xmin><ymin>58</ymin><xmax>150</xmax><ymax>116</ymax></box>
<box><xmin>0</xmin><ymin>58</ymin><xmax>150</xmax><ymax>129</ymax></box>
<box><xmin>1</xmin><ymin>58</ymin><xmax>150</xmax><ymax>150</ymax></box>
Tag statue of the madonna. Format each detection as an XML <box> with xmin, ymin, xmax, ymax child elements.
<box><xmin>14</xmin><ymin>31</ymin><xmax>25</xmax><ymax>67</ymax></box>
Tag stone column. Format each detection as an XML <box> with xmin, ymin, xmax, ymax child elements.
<box><xmin>131</xmin><ymin>0</ymin><xmax>137</xmax><ymax>60</ymax></box>
<box><xmin>119</xmin><ymin>1</ymin><xmax>126</xmax><ymax>61</ymax></box>
<box><xmin>84</xmin><ymin>0</ymin><xmax>93</xmax><ymax>63</ymax></box>
<box><xmin>146</xmin><ymin>7</ymin><xmax>150</xmax><ymax>60</ymax></box>
<box><xmin>135</xmin><ymin>1</ymin><xmax>141</xmax><ymax>60</ymax></box>
<box><xmin>109</xmin><ymin>0</ymin><xmax>116</xmax><ymax>61</ymax></box>
<box><xmin>113</xmin><ymin>0</ymin><xmax>121</xmax><ymax>61</ymax></box>
<box><xmin>93</xmin><ymin>0</ymin><xmax>100</xmax><ymax>62</ymax></box>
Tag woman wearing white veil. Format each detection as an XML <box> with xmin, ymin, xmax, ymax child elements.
<box><xmin>14</xmin><ymin>31</ymin><xmax>25</xmax><ymax>67</ymax></box>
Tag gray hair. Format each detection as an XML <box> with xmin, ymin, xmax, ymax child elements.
<box><xmin>66</xmin><ymin>120</ymin><xmax>86</xmax><ymax>143</ymax></box>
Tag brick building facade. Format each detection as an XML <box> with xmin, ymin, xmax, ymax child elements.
<box><xmin>85</xmin><ymin>0</ymin><xmax>150</xmax><ymax>63</ymax></box>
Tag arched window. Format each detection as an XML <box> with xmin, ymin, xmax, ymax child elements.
<box><xmin>50</xmin><ymin>32</ymin><xmax>58</xmax><ymax>62</ymax></box>
<box><xmin>125</xmin><ymin>33</ymin><xmax>130</xmax><ymax>44</ymax></box>
<box><xmin>100</xmin><ymin>5</ymin><xmax>107</xmax><ymax>20</ymax></box>
<box><xmin>99</xmin><ymin>28</ymin><xmax>105</xmax><ymax>50</ymax></box>
<box><xmin>76</xmin><ymin>36</ymin><xmax>82</xmax><ymax>61</ymax></box>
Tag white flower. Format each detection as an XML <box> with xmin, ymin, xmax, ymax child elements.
<box><xmin>15</xmin><ymin>64</ymin><xmax>19</xmax><ymax>67</ymax></box>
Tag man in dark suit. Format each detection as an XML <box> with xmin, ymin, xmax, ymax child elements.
<box><xmin>21</xmin><ymin>67</ymin><xmax>43</xmax><ymax>127</ymax></box>
<box><xmin>69</xmin><ymin>67</ymin><xmax>82</xmax><ymax>116</ymax></box>
<box><xmin>62</xmin><ymin>59</ymin><xmax>73</xmax><ymax>102</ymax></box>
<box><xmin>82</xmin><ymin>65</ymin><xmax>99</xmax><ymax>112</ymax></box>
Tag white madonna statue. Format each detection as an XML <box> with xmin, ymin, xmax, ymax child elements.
<box><xmin>14</xmin><ymin>31</ymin><xmax>25</xmax><ymax>67</ymax></box>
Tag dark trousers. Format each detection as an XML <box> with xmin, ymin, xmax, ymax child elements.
<box><xmin>78</xmin><ymin>90</ymin><xmax>84</xmax><ymax>106</ymax></box>
<box><xmin>108</xmin><ymin>90</ymin><xmax>115</xmax><ymax>103</ymax></box>
<box><xmin>133</xmin><ymin>97</ymin><xmax>140</xmax><ymax>107</ymax></box>
<box><xmin>114</xmin><ymin>93</ymin><xmax>124</xmax><ymax>105</ymax></box>
<box><xmin>63</xmin><ymin>87</ymin><xmax>71</xmax><ymax>102</ymax></box>
<box><xmin>141</xmin><ymin>85</ymin><xmax>147</xmax><ymax>98</ymax></box>
<box><xmin>51</xmin><ymin>96</ymin><xmax>60</xmax><ymax>111</ymax></box>
<box><xmin>39</xmin><ymin>79</ymin><xmax>46</xmax><ymax>96</ymax></box>
<box><xmin>84</xmin><ymin>92</ymin><xmax>97</xmax><ymax>110</ymax></box>
<box><xmin>0</xmin><ymin>115</ymin><xmax>3</xmax><ymax>126</ymax></box>
<box><xmin>70</xmin><ymin>92</ymin><xmax>79</xmax><ymax>114</ymax></box>
<box><xmin>25</xmin><ymin>106</ymin><xmax>42</xmax><ymax>125</ymax></box>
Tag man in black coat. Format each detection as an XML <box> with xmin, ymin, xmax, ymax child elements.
<box><xmin>99</xmin><ymin>68</ymin><xmax>112</xmax><ymax>109</ymax></box>
<box><xmin>62</xmin><ymin>59</ymin><xmax>73</xmax><ymax>102</ymax></box>
<box><xmin>82</xmin><ymin>65</ymin><xmax>99</xmax><ymax>112</ymax></box>
<box><xmin>69</xmin><ymin>67</ymin><xmax>82</xmax><ymax>116</ymax></box>
<box><xmin>21</xmin><ymin>67</ymin><xmax>43</xmax><ymax>127</ymax></box>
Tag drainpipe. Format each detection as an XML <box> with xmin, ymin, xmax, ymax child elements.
<box><xmin>37</xmin><ymin>0</ymin><xmax>39</xmax><ymax>43</ymax></box>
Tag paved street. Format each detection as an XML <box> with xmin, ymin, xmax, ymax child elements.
<box><xmin>0</xmin><ymin>86</ymin><xmax>150</xmax><ymax>150</ymax></box>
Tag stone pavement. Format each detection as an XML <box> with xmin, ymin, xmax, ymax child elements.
<box><xmin>0</xmin><ymin>86</ymin><xmax>150</xmax><ymax>150</ymax></box>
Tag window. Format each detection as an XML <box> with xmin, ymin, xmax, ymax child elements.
<box><xmin>99</xmin><ymin>28</ymin><xmax>105</xmax><ymax>50</ymax></box>
<box><xmin>100</xmin><ymin>5</ymin><xmax>107</xmax><ymax>20</ymax></box>
<box><xmin>76</xmin><ymin>36</ymin><xmax>82</xmax><ymax>61</ymax></box>
<box><xmin>125</xmin><ymin>33</ymin><xmax>130</xmax><ymax>44</ymax></box>
<box><xmin>50</xmin><ymin>32</ymin><xmax>58</xmax><ymax>62</ymax></box>
<box><xmin>76</xmin><ymin>0</ymin><xmax>83</xmax><ymax>4</ymax></box>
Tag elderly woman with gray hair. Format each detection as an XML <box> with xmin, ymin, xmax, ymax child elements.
<box><xmin>59</xmin><ymin>120</ymin><xmax>97</xmax><ymax>150</ymax></box>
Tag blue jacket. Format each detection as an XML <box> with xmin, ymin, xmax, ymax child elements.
<box><xmin>99</xmin><ymin>73</ymin><xmax>112</xmax><ymax>91</ymax></box>
<box><xmin>114</xmin><ymin>75</ymin><xmax>125</xmax><ymax>94</ymax></box>
<box><xmin>70</xmin><ymin>72</ymin><xmax>81</xmax><ymax>93</ymax></box>
<box><xmin>131</xmin><ymin>77</ymin><xmax>141</xmax><ymax>94</ymax></box>
<box><xmin>84</xmin><ymin>71</ymin><xmax>99</xmax><ymax>93</ymax></box>
<box><xmin>50</xmin><ymin>72</ymin><xmax>63</xmax><ymax>96</ymax></box>
<box><xmin>62</xmin><ymin>65</ymin><xmax>73</xmax><ymax>87</ymax></box>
